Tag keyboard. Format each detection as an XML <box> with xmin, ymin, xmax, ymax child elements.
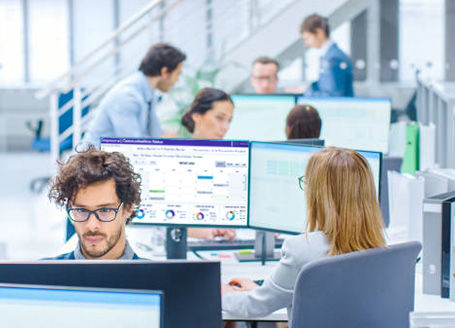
<box><xmin>188</xmin><ymin>238</ymin><xmax>284</xmax><ymax>251</ymax></box>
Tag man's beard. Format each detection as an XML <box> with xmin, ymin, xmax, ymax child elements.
<box><xmin>80</xmin><ymin>227</ymin><xmax>123</xmax><ymax>258</ymax></box>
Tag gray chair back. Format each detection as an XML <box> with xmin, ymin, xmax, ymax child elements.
<box><xmin>289</xmin><ymin>241</ymin><xmax>422</xmax><ymax>328</ymax></box>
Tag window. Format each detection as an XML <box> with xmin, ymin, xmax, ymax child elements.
<box><xmin>0</xmin><ymin>0</ymin><xmax>24</xmax><ymax>84</ymax></box>
<box><xmin>28</xmin><ymin>0</ymin><xmax>69</xmax><ymax>83</ymax></box>
<box><xmin>399</xmin><ymin>0</ymin><xmax>444</xmax><ymax>81</ymax></box>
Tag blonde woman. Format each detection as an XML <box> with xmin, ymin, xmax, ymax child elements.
<box><xmin>222</xmin><ymin>147</ymin><xmax>386</xmax><ymax>318</ymax></box>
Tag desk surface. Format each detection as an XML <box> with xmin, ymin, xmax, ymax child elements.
<box><xmin>60</xmin><ymin>226</ymin><xmax>455</xmax><ymax>322</ymax></box>
<box><xmin>194</xmin><ymin>249</ymin><xmax>455</xmax><ymax>322</ymax></box>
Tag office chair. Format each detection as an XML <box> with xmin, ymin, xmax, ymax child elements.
<box><xmin>289</xmin><ymin>241</ymin><xmax>422</xmax><ymax>328</ymax></box>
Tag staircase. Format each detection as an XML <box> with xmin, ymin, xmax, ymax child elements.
<box><xmin>219</xmin><ymin>0</ymin><xmax>374</xmax><ymax>91</ymax></box>
<box><xmin>36</xmin><ymin>0</ymin><xmax>368</xmax><ymax>170</ymax></box>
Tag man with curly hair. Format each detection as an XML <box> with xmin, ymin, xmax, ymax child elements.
<box><xmin>47</xmin><ymin>147</ymin><xmax>143</xmax><ymax>260</ymax></box>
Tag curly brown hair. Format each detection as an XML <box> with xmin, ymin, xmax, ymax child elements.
<box><xmin>48</xmin><ymin>147</ymin><xmax>141</xmax><ymax>220</ymax></box>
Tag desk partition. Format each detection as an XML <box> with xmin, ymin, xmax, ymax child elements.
<box><xmin>416</xmin><ymin>80</ymin><xmax>455</xmax><ymax>169</ymax></box>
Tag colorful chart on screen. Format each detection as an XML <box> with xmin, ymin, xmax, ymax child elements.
<box><xmin>102</xmin><ymin>138</ymin><xmax>249</xmax><ymax>227</ymax></box>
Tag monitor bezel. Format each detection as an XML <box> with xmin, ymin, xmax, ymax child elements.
<box><xmin>273</xmin><ymin>139</ymin><xmax>325</xmax><ymax>147</ymax></box>
<box><xmin>247</xmin><ymin>141</ymin><xmax>322</xmax><ymax>235</ymax></box>
<box><xmin>0</xmin><ymin>260</ymin><xmax>221</xmax><ymax>328</ymax></box>
<box><xmin>101</xmin><ymin>137</ymin><xmax>251</xmax><ymax>229</ymax></box>
<box><xmin>231</xmin><ymin>92</ymin><xmax>301</xmax><ymax>101</ymax></box>
<box><xmin>247</xmin><ymin>141</ymin><xmax>383</xmax><ymax>234</ymax></box>
<box><xmin>297</xmin><ymin>96</ymin><xmax>392</xmax><ymax>154</ymax></box>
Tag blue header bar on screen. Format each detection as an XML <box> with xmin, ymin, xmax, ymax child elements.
<box><xmin>101</xmin><ymin>138</ymin><xmax>249</xmax><ymax>148</ymax></box>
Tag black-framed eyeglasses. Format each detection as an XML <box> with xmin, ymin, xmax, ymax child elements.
<box><xmin>67</xmin><ymin>202</ymin><xmax>124</xmax><ymax>222</ymax></box>
<box><xmin>251</xmin><ymin>75</ymin><xmax>278</xmax><ymax>82</ymax></box>
<box><xmin>298</xmin><ymin>175</ymin><xmax>306</xmax><ymax>191</ymax></box>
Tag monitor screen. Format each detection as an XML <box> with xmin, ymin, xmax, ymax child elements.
<box><xmin>248</xmin><ymin>142</ymin><xmax>382</xmax><ymax>234</ymax></box>
<box><xmin>298</xmin><ymin>97</ymin><xmax>391</xmax><ymax>153</ymax></box>
<box><xmin>224</xmin><ymin>94</ymin><xmax>297</xmax><ymax>140</ymax></box>
<box><xmin>101</xmin><ymin>138</ymin><xmax>249</xmax><ymax>228</ymax></box>
<box><xmin>0</xmin><ymin>261</ymin><xmax>221</xmax><ymax>328</ymax></box>
<box><xmin>0</xmin><ymin>284</ymin><xmax>163</xmax><ymax>328</ymax></box>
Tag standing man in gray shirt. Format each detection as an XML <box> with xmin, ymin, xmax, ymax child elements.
<box><xmin>83</xmin><ymin>43</ymin><xmax>186</xmax><ymax>147</ymax></box>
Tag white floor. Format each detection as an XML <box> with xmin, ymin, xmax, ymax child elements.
<box><xmin>0</xmin><ymin>152</ymin><xmax>67</xmax><ymax>260</ymax></box>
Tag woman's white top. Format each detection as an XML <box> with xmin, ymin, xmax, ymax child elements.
<box><xmin>222</xmin><ymin>231</ymin><xmax>330</xmax><ymax>318</ymax></box>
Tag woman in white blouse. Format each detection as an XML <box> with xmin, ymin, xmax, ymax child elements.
<box><xmin>222</xmin><ymin>147</ymin><xmax>387</xmax><ymax>321</ymax></box>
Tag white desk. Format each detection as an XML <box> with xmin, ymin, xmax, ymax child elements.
<box><xmin>60</xmin><ymin>227</ymin><xmax>455</xmax><ymax>322</ymax></box>
<box><xmin>191</xmin><ymin>247</ymin><xmax>455</xmax><ymax>322</ymax></box>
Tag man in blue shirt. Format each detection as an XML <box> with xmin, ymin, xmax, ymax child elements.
<box><xmin>301</xmin><ymin>14</ymin><xmax>354</xmax><ymax>97</ymax></box>
<box><xmin>47</xmin><ymin>147</ymin><xmax>143</xmax><ymax>260</ymax></box>
<box><xmin>83</xmin><ymin>43</ymin><xmax>186</xmax><ymax>147</ymax></box>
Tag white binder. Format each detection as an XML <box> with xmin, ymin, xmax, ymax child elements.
<box><xmin>419</xmin><ymin>123</ymin><xmax>436</xmax><ymax>171</ymax></box>
<box><xmin>416</xmin><ymin>171</ymin><xmax>449</xmax><ymax>198</ymax></box>
<box><xmin>388</xmin><ymin>171</ymin><xmax>425</xmax><ymax>242</ymax></box>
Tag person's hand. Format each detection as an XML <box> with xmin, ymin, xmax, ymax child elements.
<box><xmin>213</xmin><ymin>229</ymin><xmax>236</xmax><ymax>241</ymax></box>
<box><xmin>188</xmin><ymin>228</ymin><xmax>236</xmax><ymax>240</ymax></box>
<box><xmin>188</xmin><ymin>228</ymin><xmax>216</xmax><ymax>240</ymax></box>
<box><xmin>221</xmin><ymin>283</ymin><xmax>236</xmax><ymax>297</ymax></box>
<box><xmin>228</xmin><ymin>278</ymin><xmax>259</xmax><ymax>292</ymax></box>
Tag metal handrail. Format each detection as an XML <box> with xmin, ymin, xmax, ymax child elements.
<box><xmin>63</xmin><ymin>0</ymin><xmax>181</xmax><ymax>94</ymax></box>
<box><xmin>45</xmin><ymin>0</ymin><xmax>312</xmax><ymax>170</ymax></box>
<box><xmin>57</xmin><ymin>70</ymin><xmax>131</xmax><ymax>143</ymax></box>
<box><xmin>55</xmin><ymin>66</ymin><xmax>123</xmax><ymax>118</ymax></box>
<box><xmin>36</xmin><ymin>0</ymin><xmax>169</xmax><ymax>99</ymax></box>
<box><xmin>62</xmin><ymin>20</ymin><xmax>152</xmax><ymax>94</ymax></box>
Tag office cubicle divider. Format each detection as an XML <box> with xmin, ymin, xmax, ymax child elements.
<box><xmin>416</xmin><ymin>81</ymin><xmax>455</xmax><ymax>169</ymax></box>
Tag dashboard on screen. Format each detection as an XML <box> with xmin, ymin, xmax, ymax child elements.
<box><xmin>101</xmin><ymin>138</ymin><xmax>249</xmax><ymax>227</ymax></box>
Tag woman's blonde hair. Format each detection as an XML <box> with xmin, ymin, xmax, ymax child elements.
<box><xmin>305</xmin><ymin>147</ymin><xmax>386</xmax><ymax>255</ymax></box>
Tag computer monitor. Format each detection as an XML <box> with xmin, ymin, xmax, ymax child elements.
<box><xmin>0</xmin><ymin>284</ymin><xmax>163</xmax><ymax>328</ymax></box>
<box><xmin>224</xmin><ymin>94</ymin><xmax>297</xmax><ymax>140</ymax></box>
<box><xmin>297</xmin><ymin>97</ymin><xmax>391</xmax><ymax>153</ymax></box>
<box><xmin>101</xmin><ymin>138</ymin><xmax>249</xmax><ymax>228</ymax></box>
<box><xmin>274</xmin><ymin>139</ymin><xmax>325</xmax><ymax>147</ymax></box>
<box><xmin>248</xmin><ymin>142</ymin><xmax>382</xmax><ymax>234</ymax></box>
<box><xmin>0</xmin><ymin>261</ymin><xmax>221</xmax><ymax>328</ymax></box>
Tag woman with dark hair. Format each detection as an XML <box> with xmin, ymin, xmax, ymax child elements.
<box><xmin>182</xmin><ymin>88</ymin><xmax>234</xmax><ymax>139</ymax></box>
<box><xmin>182</xmin><ymin>88</ymin><xmax>236</xmax><ymax>240</ymax></box>
<box><xmin>285</xmin><ymin>104</ymin><xmax>322</xmax><ymax>139</ymax></box>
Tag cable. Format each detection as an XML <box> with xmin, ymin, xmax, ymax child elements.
<box><xmin>192</xmin><ymin>250</ymin><xmax>208</xmax><ymax>260</ymax></box>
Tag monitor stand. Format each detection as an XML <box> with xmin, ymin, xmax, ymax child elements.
<box><xmin>166</xmin><ymin>227</ymin><xmax>187</xmax><ymax>259</ymax></box>
<box><xmin>235</xmin><ymin>230</ymin><xmax>281</xmax><ymax>263</ymax></box>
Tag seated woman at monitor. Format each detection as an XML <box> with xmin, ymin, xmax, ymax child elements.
<box><xmin>181</xmin><ymin>88</ymin><xmax>236</xmax><ymax>240</ymax></box>
<box><xmin>285</xmin><ymin>104</ymin><xmax>321</xmax><ymax>139</ymax></box>
<box><xmin>221</xmin><ymin>147</ymin><xmax>386</xmax><ymax>318</ymax></box>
